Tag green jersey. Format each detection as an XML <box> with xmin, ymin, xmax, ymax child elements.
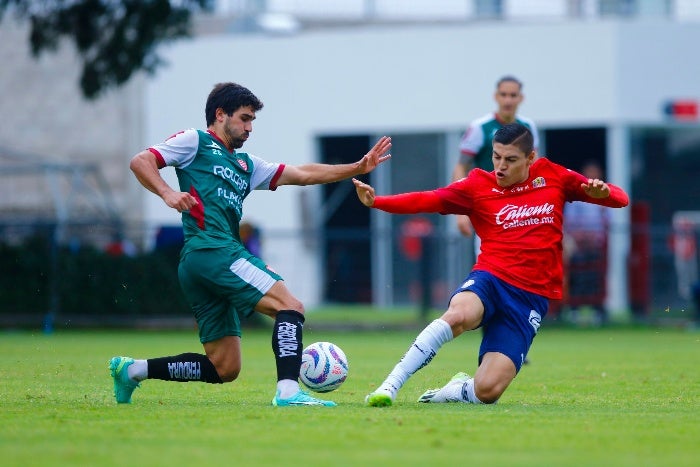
<box><xmin>458</xmin><ymin>113</ymin><xmax>539</xmax><ymax>171</ymax></box>
<box><xmin>149</xmin><ymin>129</ymin><xmax>283</xmax><ymax>255</ymax></box>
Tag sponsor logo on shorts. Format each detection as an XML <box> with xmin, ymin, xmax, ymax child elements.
<box><xmin>528</xmin><ymin>310</ymin><xmax>542</xmax><ymax>332</ymax></box>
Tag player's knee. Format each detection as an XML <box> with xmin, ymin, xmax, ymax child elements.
<box><xmin>218</xmin><ymin>365</ymin><xmax>241</xmax><ymax>383</ymax></box>
<box><xmin>290</xmin><ymin>300</ymin><xmax>305</xmax><ymax>314</ymax></box>
<box><xmin>212</xmin><ymin>358</ymin><xmax>241</xmax><ymax>383</ymax></box>
<box><xmin>474</xmin><ymin>377</ymin><xmax>508</xmax><ymax>403</ymax></box>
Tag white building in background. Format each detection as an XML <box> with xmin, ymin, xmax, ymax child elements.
<box><xmin>1</xmin><ymin>1</ymin><xmax>699</xmax><ymax>313</ymax></box>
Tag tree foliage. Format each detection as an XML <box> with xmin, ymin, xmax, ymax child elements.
<box><xmin>0</xmin><ymin>0</ymin><xmax>212</xmax><ymax>99</ymax></box>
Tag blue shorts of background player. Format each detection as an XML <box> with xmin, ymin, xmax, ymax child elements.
<box><xmin>452</xmin><ymin>270</ymin><xmax>548</xmax><ymax>373</ymax></box>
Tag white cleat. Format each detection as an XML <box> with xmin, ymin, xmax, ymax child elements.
<box><xmin>417</xmin><ymin>372</ymin><xmax>471</xmax><ymax>403</ymax></box>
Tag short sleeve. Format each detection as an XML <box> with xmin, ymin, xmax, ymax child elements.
<box><xmin>150</xmin><ymin>129</ymin><xmax>199</xmax><ymax>168</ymax></box>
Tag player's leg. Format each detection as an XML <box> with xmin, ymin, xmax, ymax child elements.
<box><xmin>417</xmin><ymin>351</ymin><xmax>515</xmax><ymax>404</ymax></box>
<box><xmin>472</xmin><ymin>352</ymin><xmax>517</xmax><ymax>402</ymax></box>
<box><xmin>366</xmin><ymin>284</ymin><xmax>485</xmax><ymax>407</ymax></box>
<box><xmin>110</xmin><ymin>343</ymin><xmax>232</xmax><ymax>403</ymax></box>
<box><xmin>110</xmin><ymin>249</ymin><xmax>237</xmax><ymax>404</ymax></box>
<box><xmin>255</xmin><ymin>281</ymin><xmax>336</xmax><ymax>407</ymax></box>
<box><xmin>419</xmin><ymin>274</ymin><xmax>547</xmax><ymax>404</ymax></box>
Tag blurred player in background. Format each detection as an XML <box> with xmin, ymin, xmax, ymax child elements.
<box><xmin>354</xmin><ymin>123</ymin><xmax>628</xmax><ymax>407</ymax></box>
<box><xmin>111</xmin><ymin>82</ymin><xmax>391</xmax><ymax>407</ymax></box>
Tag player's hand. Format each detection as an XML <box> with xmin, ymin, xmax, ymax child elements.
<box><xmin>581</xmin><ymin>179</ymin><xmax>610</xmax><ymax>199</ymax></box>
<box><xmin>356</xmin><ymin>136</ymin><xmax>392</xmax><ymax>174</ymax></box>
<box><xmin>163</xmin><ymin>191</ymin><xmax>199</xmax><ymax>213</ymax></box>
<box><xmin>352</xmin><ymin>178</ymin><xmax>376</xmax><ymax>207</ymax></box>
<box><xmin>456</xmin><ymin>215</ymin><xmax>474</xmax><ymax>237</ymax></box>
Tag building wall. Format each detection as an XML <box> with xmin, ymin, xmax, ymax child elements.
<box><xmin>0</xmin><ymin>20</ymin><xmax>145</xmax><ymax>227</ymax></box>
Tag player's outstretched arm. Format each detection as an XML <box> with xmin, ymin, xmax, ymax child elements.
<box><xmin>277</xmin><ymin>136</ymin><xmax>391</xmax><ymax>186</ymax></box>
<box><xmin>353</xmin><ymin>180</ymin><xmax>444</xmax><ymax>215</ymax></box>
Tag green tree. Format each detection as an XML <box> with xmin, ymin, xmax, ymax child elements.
<box><xmin>0</xmin><ymin>0</ymin><xmax>212</xmax><ymax>99</ymax></box>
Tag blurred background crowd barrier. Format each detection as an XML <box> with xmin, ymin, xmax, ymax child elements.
<box><xmin>0</xmin><ymin>218</ymin><xmax>697</xmax><ymax>330</ymax></box>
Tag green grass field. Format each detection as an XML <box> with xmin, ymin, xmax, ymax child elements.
<box><xmin>1</xmin><ymin>323</ymin><xmax>698</xmax><ymax>466</ymax></box>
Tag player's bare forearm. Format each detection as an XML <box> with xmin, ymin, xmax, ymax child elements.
<box><xmin>452</xmin><ymin>155</ymin><xmax>472</xmax><ymax>182</ymax></box>
<box><xmin>452</xmin><ymin>165</ymin><xmax>465</xmax><ymax>183</ymax></box>
<box><xmin>279</xmin><ymin>136</ymin><xmax>391</xmax><ymax>186</ymax></box>
<box><xmin>130</xmin><ymin>151</ymin><xmax>170</xmax><ymax>197</ymax></box>
<box><xmin>130</xmin><ymin>151</ymin><xmax>197</xmax><ymax>212</ymax></box>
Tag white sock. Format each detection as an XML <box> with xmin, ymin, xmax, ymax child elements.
<box><xmin>127</xmin><ymin>359</ymin><xmax>148</xmax><ymax>382</ymax></box>
<box><xmin>463</xmin><ymin>378</ymin><xmax>484</xmax><ymax>404</ymax></box>
<box><xmin>277</xmin><ymin>379</ymin><xmax>300</xmax><ymax>399</ymax></box>
<box><xmin>378</xmin><ymin>319</ymin><xmax>453</xmax><ymax>397</ymax></box>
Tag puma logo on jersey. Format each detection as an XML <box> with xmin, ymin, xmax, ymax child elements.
<box><xmin>492</xmin><ymin>188</ymin><xmax>505</xmax><ymax>194</ymax></box>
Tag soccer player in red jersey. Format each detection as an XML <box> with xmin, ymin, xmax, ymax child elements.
<box><xmin>355</xmin><ymin>123</ymin><xmax>629</xmax><ymax>407</ymax></box>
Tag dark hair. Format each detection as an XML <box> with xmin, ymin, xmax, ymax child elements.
<box><xmin>205</xmin><ymin>82</ymin><xmax>264</xmax><ymax>126</ymax></box>
<box><xmin>496</xmin><ymin>75</ymin><xmax>523</xmax><ymax>90</ymax></box>
<box><xmin>493</xmin><ymin>123</ymin><xmax>534</xmax><ymax>155</ymax></box>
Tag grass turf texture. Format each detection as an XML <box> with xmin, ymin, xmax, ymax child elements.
<box><xmin>1</xmin><ymin>325</ymin><xmax>698</xmax><ymax>466</ymax></box>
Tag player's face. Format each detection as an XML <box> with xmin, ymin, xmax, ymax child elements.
<box><xmin>492</xmin><ymin>142</ymin><xmax>535</xmax><ymax>187</ymax></box>
<box><xmin>494</xmin><ymin>81</ymin><xmax>523</xmax><ymax>122</ymax></box>
<box><xmin>222</xmin><ymin>106</ymin><xmax>256</xmax><ymax>149</ymax></box>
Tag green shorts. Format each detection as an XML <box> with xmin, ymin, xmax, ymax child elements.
<box><xmin>177</xmin><ymin>246</ymin><xmax>283</xmax><ymax>343</ymax></box>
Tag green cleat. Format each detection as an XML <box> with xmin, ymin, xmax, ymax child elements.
<box><xmin>109</xmin><ymin>356</ymin><xmax>140</xmax><ymax>404</ymax></box>
<box><xmin>365</xmin><ymin>391</ymin><xmax>393</xmax><ymax>407</ymax></box>
<box><xmin>418</xmin><ymin>371</ymin><xmax>471</xmax><ymax>403</ymax></box>
<box><xmin>272</xmin><ymin>390</ymin><xmax>336</xmax><ymax>407</ymax></box>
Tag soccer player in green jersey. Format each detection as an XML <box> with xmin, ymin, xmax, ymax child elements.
<box><xmin>110</xmin><ymin>82</ymin><xmax>392</xmax><ymax>407</ymax></box>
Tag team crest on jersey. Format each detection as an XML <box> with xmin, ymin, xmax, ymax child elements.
<box><xmin>532</xmin><ymin>177</ymin><xmax>546</xmax><ymax>188</ymax></box>
<box><xmin>237</xmin><ymin>158</ymin><xmax>248</xmax><ymax>171</ymax></box>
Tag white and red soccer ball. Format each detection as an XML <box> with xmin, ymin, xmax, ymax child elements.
<box><xmin>299</xmin><ymin>341</ymin><xmax>349</xmax><ymax>393</ymax></box>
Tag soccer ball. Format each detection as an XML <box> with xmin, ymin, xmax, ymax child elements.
<box><xmin>299</xmin><ymin>341</ymin><xmax>349</xmax><ymax>393</ymax></box>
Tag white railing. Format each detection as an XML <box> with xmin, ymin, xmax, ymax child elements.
<box><xmin>211</xmin><ymin>0</ymin><xmax>698</xmax><ymax>23</ymax></box>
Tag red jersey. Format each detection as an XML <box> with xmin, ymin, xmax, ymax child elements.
<box><xmin>372</xmin><ymin>158</ymin><xmax>629</xmax><ymax>299</ymax></box>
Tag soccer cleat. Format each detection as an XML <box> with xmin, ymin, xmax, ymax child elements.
<box><xmin>417</xmin><ymin>372</ymin><xmax>471</xmax><ymax>403</ymax></box>
<box><xmin>365</xmin><ymin>390</ymin><xmax>394</xmax><ymax>407</ymax></box>
<box><xmin>109</xmin><ymin>356</ymin><xmax>140</xmax><ymax>404</ymax></box>
<box><xmin>272</xmin><ymin>389</ymin><xmax>337</xmax><ymax>407</ymax></box>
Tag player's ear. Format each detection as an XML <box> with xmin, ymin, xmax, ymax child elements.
<box><xmin>526</xmin><ymin>150</ymin><xmax>536</xmax><ymax>165</ymax></box>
